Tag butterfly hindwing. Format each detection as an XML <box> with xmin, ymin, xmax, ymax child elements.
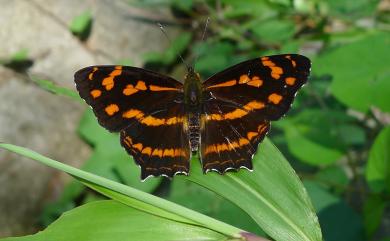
<box><xmin>200</xmin><ymin>54</ymin><xmax>310</xmax><ymax>173</ymax></box>
<box><xmin>200</xmin><ymin>99</ymin><xmax>270</xmax><ymax>173</ymax></box>
<box><xmin>75</xmin><ymin>65</ymin><xmax>190</xmax><ymax>179</ymax></box>
<box><xmin>120</xmin><ymin>103</ymin><xmax>190</xmax><ymax>179</ymax></box>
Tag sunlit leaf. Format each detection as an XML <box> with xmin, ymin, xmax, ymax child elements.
<box><xmin>1</xmin><ymin>201</ymin><xmax>227</xmax><ymax>241</ymax></box>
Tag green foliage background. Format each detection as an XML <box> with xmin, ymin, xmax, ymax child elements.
<box><xmin>1</xmin><ymin>0</ymin><xmax>389</xmax><ymax>241</ymax></box>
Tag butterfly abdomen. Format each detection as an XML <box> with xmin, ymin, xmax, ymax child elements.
<box><xmin>188</xmin><ymin>112</ymin><xmax>201</xmax><ymax>153</ymax></box>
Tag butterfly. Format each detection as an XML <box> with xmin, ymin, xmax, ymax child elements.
<box><xmin>74</xmin><ymin>54</ymin><xmax>311</xmax><ymax>180</ymax></box>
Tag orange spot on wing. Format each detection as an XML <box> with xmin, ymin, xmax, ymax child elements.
<box><xmin>142</xmin><ymin>147</ymin><xmax>152</xmax><ymax>156</ymax></box>
<box><xmin>141</xmin><ymin>116</ymin><xmax>165</xmax><ymax>126</ymax></box>
<box><xmin>247</xmin><ymin>76</ymin><xmax>263</xmax><ymax>87</ymax></box>
<box><xmin>247</xmin><ymin>132</ymin><xmax>258</xmax><ymax>140</ymax></box>
<box><xmin>224</xmin><ymin>108</ymin><xmax>248</xmax><ymax>120</ymax></box>
<box><xmin>135</xmin><ymin>81</ymin><xmax>147</xmax><ymax>90</ymax></box>
<box><xmin>244</xmin><ymin>101</ymin><xmax>265</xmax><ymax>111</ymax></box>
<box><xmin>133</xmin><ymin>143</ymin><xmax>143</xmax><ymax>152</ymax></box>
<box><xmin>88</xmin><ymin>67</ymin><xmax>98</xmax><ymax>80</ymax></box>
<box><xmin>268</xmin><ymin>93</ymin><xmax>283</xmax><ymax>104</ymax></box>
<box><xmin>105</xmin><ymin>104</ymin><xmax>119</xmax><ymax>116</ymax></box>
<box><xmin>270</xmin><ymin>66</ymin><xmax>283</xmax><ymax>79</ymax></box>
<box><xmin>90</xmin><ymin>89</ymin><xmax>101</xmax><ymax>98</ymax></box>
<box><xmin>123</xmin><ymin>81</ymin><xmax>148</xmax><ymax>95</ymax></box>
<box><xmin>206</xmin><ymin>79</ymin><xmax>237</xmax><ymax>89</ymax></box>
<box><xmin>122</xmin><ymin>109</ymin><xmax>144</xmax><ymax>119</ymax></box>
<box><xmin>262</xmin><ymin>58</ymin><xmax>283</xmax><ymax>79</ymax></box>
<box><xmin>239</xmin><ymin>138</ymin><xmax>250</xmax><ymax>146</ymax></box>
<box><xmin>285</xmin><ymin>55</ymin><xmax>296</xmax><ymax>67</ymax></box>
<box><xmin>102</xmin><ymin>67</ymin><xmax>122</xmax><ymax>90</ymax></box>
<box><xmin>123</xmin><ymin>84</ymin><xmax>138</xmax><ymax>96</ymax></box>
<box><xmin>285</xmin><ymin>77</ymin><xmax>296</xmax><ymax>86</ymax></box>
<box><xmin>291</xmin><ymin>60</ymin><xmax>296</xmax><ymax>68</ymax></box>
<box><xmin>239</xmin><ymin>74</ymin><xmax>250</xmax><ymax>84</ymax></box>
<box><xmin>149</xmin><ymin>85</ymin><xmax>179</xmax><ymax>91</ymax></box>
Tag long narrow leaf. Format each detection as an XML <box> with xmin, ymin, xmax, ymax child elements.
<box><xmin>1</xmin><ymin>201</ymin><xmax>228</xmax><ymax>241</ymax></box>
<box><xmin>0</xmin><ymin>143</ymin><xmax>243</xmax><ymax>239</ymax></box>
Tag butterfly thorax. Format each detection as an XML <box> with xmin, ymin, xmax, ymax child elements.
<box><xmin>184</xmin><ymin>68</ymin><xmax>202</xmax><ymax>152</ymax></box>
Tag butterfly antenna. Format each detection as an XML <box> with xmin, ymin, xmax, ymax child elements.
<box><xmin>193</xmin><ymin>17</ymin><xmax>210</xmax><ymax>70</ymax></box>
<box><xmin>157</xmin><ymin>23</ymin><xmax>190</xmax><ymax>70</ymax></box>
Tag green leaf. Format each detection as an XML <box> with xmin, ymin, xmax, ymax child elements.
<box><xmin>69</xmin><ymin>10</ymin><xmax>93</xmax><ymax>39</ymax></box>
<box><xmin>303</xmin><ymin>180</ymin><xmax>340</xmax><ymax>213</ymax></box>
<box><xmin>0</xmin><ymin>139</ymin><xmax>321</xmax><ymax>241</ymax></box>
<box><xmin>83</xmin><ymin>136</ymin><xmax>161</xmax><ymax>192</ymax></box>
<box><xmin>30</xmin><ymin>76</ymin><xmax>81</xmax><ymax>101</ymax></box>
<box><xmin>325</xmin><ymin>0</ymin><xmax>380</xmax><ymax>20</ymax></box>
<box><xmin>77</xmin><ymin>109</ymin><xmax>114</xmax><ymax>146</ymax></box>
<box><xmin>168</xmin><ymin>178</ymin><xmax>266</xmax><ymax>236</ymax></box>
<box><xmin>250</xmin><ymin>19</ymin><xmax>296</xmax><ymax>44</ymax></box>
<box><xmin>318</xmin><ymin>202</ymin><xmax>364</xmax><ymax>241</ymax></box>
<box><xmin>186</xmin><ymin>139</ymin><xmax>322</xmax><ymax>241</ymax></box>
<box><xmin>274</xmin><ymin>108</ymin><xmax>365</xmax><ymax>165</ymax></box>
<box><xmin>170</xmin><ymin>0</ymin><xmax>193</xmax><ymax>11</ymax></box>
<box><xmin>221</xmin><ymin>0</ymin><xmax>276</xmax><ymax>19</ymax></box>
<box><xmin>193</xmin><ymin>42</ymin><xmax>237</xmax><ymax>77</ymax></box>
<box><xmin>11</xmin><ymin>49</ymin><xmax>29</xmax><ymax>62</ymax></box>
<box><xmin>314</xmin><ymin>32</ymin><xmax>390</xmax><ymax>112</ymax></box>
<box><xmin>363</xmin><ymin>194</ymin><xmax>387</xmax><ymax>238</ymax></box>
<box><xmin>276</xmin><ymin>118</ymin><xmax>343</xmax><ymax>165</ymax></box>
<box><xmin>143</xmin><ymin>32</ymin><xmax>192</xmax><ymax>66</ymax></box>
<box><xmin>0</xmin><ymin>143</ymin><xmax>246</xmax><ymax>239</ymax></box>
<box><xmin>116</xmin><ymin>59</ymin><xmax>133</xmax><ymax>66</ymax></box>
<box><xmin>315</xmin><ymin>166</ymin><xmax>349</xmax><ymax>193</ymax></box>
<box><xmin>365</xmin><ymin>126</ymin><xmax>390</xmax><ymax>192</ymax></box>
<box><xmin>1</xmin><ymin>201</ymin><xmax>227</xmax><ymax>241</ymax></box>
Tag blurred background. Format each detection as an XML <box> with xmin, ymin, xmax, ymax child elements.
<box><xmin>0</xmin><ymin>0</ymin><xmax>389</xmax><ymax>240</ymax></box>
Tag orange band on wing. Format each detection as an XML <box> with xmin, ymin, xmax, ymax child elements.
<box><xmin>122</xmin><ymin>109</ymin><xmax>183</xmax><ymax>126</ymax></box>
<box><xmin>206</xmin><ymin>80</ymin><xmax>237</xmax><ymax>89</ymax></box>
<box><xmin>206</xmin><ymin>101</ymin><xmax>265</xmax><ymax>121</ymax></box>
<box><xmin>149</xmin><ymin>85</ymin><xmax>180</xmax><ymax>91</ymax></box>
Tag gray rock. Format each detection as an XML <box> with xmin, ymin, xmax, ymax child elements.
<box><xmin>0</xmin><ymin>0</ymin><xmax>176</xmax><ymax>237</ymax></box>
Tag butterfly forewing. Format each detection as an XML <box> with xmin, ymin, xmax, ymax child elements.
<box><xmin>74</xmin><ymin>65</ymin><xmax>184</xmax><ymax>131</ymax></box>
<box><xmin>200</xmin><ymin>54</ymin><xmax>310</xmax><ymax>173</ymax></box>
<box><xmin>74</xmin><ymin>65</ymin><xmax>190</xmax><ymax>179</ymax></box>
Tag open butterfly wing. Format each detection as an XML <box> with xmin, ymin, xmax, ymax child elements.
<box><xmin>200</xmin><ymin>54</ymin><xmax>311</xmax><ymax>173</ymax></box>
<box><xmin>74</xmin><ymin>66</ymin><xmax>190</xmax><ymax>179</ymax></box>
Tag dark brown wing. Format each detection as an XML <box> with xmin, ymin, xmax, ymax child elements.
<box><xmin>200</xmin><ymin>54</ymin><xmax>311</xmax><ymax>173</ymax></box>
<box><xmin>74</xmin><ymin>65</ymin><xmax>190</xmax><ymax>179</ymax></box>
